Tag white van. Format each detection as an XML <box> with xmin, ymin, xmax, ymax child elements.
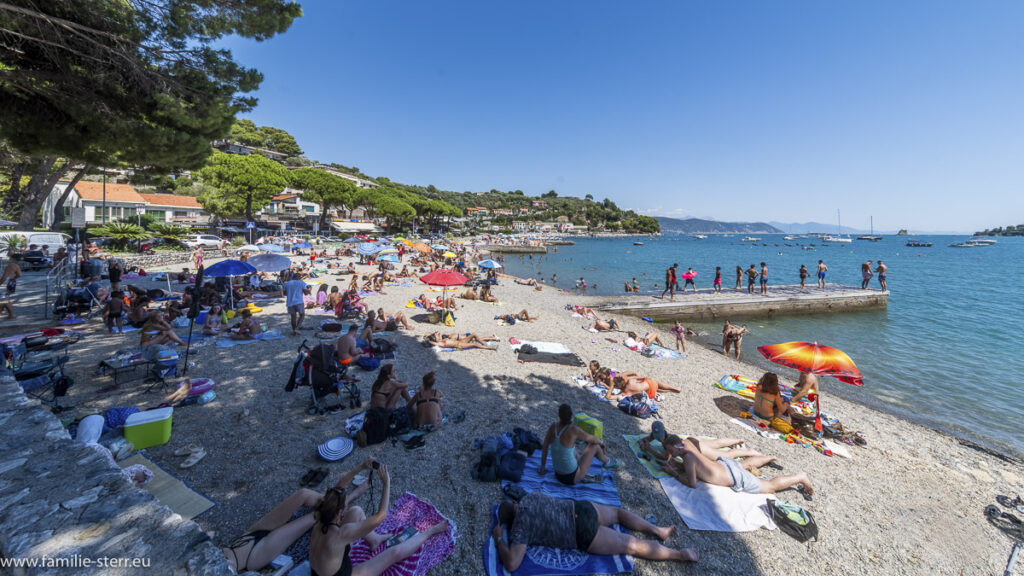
<box><xmin>0</xmin><ymin>231</ymin><xmax>71</xmax><ymax>256</ymax></box>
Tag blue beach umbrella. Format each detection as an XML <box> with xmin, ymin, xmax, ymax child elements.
<box><xmin>247</xmin><ymin>253</ymin><xmax>292</xmax><ymax>272</ymax></box>
<box><xmin>431</xmin><ymin>244</ymin><xmax>448</xmax><ymax>251</ymax></box>
<box><xmin>203</xmin><ymin>259</ymin><xmax>257</xmax><ymax>277</ymax></box>
<box><xmin>343</xmin><ymin>237</ymin><xmax>361</xmax><ymax>243</ymax></box>
<box><xmin>294</xmin><ymin>242</ymin><xmax>312</xmax><ymax>249</ymax></box>
<box><xmin>259</xmin><ymin>244</ymin><xmax>284</xmax><ymax>253</ymax></box>
<box><xmin>478</xmin><ymin>259</ymin><xmax>502</xmax><ymax>269</ymax></box>
<box><xmin>379</xmin><ymin>254</ymin><xmax>400</xmax><ymax>263</ymax></box>
<box><xmin>356</xmin><ymin>242</ymin><xmax>382</xmax><ymax>256</ymax></box>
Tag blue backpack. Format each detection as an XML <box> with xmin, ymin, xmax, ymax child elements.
<box><xmin>618</xmin><ymin>394</ymin><xmax>655</xmax><ymax>419</ymax></box>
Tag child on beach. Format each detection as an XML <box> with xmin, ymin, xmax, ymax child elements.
<box><xmin>102</xmin><ymin>291</ymin><xmax>125</xmax><ymax>334</ymax></box>
<box><xmin>671</xmin><ymin>320</ymin><xmax>696</xmax><ymax>353</ymax></box>
<box><xmin>714</xmin><ymin>267</ymin><xmax>722</xmax><ymax>293</ymax></box>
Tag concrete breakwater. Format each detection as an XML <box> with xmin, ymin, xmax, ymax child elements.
<box><xmin>596</xmin><ymin>284</ymin><xmax>888</xmax><ymax>322</ymax></box>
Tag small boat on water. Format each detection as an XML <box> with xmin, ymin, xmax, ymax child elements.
<box><xmin>906</xmin><ymin>240</ymin><xmax>932</xmax><ymax>247</ymax></box>
<box><xmin>783</xmin><ymin>235</ymin><xmax>803</xmax><ymax>241</ymax></box>
<box><xmin>857</xmin><ymin>216</ymin><xmax>882</xmax><ymax>241</ymax></box>
<box><xmin>741</xmin><ymin>236</ymin><xmax>761</xmax><ymax>242</ymax></box>
<box><xmin>823</xmin><ymin>235</ymin><xmax>852</xmax><ymax>243</ymax></box>
<box><xmin>692</xmin><ymin>234</ymin><xmax>707</xmax><ymax>240</ymax></box>
<box><xmin>633</xmin><ymin>241</ymin><xmax>643</xmax><ymax>246</ymax></box>
<box><xmin>949</xmin><ymin>238</ymin><xmax>996</xmax><ymax>248</ymax></box>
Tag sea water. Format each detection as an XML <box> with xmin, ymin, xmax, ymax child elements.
<box><xmin>500</xmin><ymin>235</ymin><xmax>1024</xmax><ymax>457</ymax></box>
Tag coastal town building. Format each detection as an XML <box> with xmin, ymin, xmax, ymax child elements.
<box><xmin>211</xmin><ymin>139</ymin><xmax>289</xmax><ymax>163</ymax></box>
<box><xmin>42</xmin><ymin>181</ymin><xmax>208</xmax><ymax>227</ymax></box>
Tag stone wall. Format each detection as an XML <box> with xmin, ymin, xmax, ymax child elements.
<box><xmin>121</xmin><ymin>249</ymin><xmax>228</xmax><ymax>271</ymax></box>
<box><xmin>0</xmin><ymin>372</ymin><xmax>243</xmax><ymax>576</ymax></box>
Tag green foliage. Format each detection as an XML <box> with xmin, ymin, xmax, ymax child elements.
<box><xmin>288</xmin><ymin>168</ymin><xmax>356</xmax><ymax>223</ymax></box>
<box><xmin>229</xmin><ymin>119</ymin><xmax>303</xmax><ymax>156</ymax></box>
<box><xmin>198</xmin><ymin>151</ymin><xmax>289</xmax><ymax>220</ymax></box>
<box><xmin>91</xmin><ymin>221</ymin><xmax>147</xmax><ymax>249</ymax></box>
<box><xmin>0</xmin><ymin>2</ymin><xmax>301</xmax><ymax>171</ymax></box>
<box><xmin>2</xmin><ymin>234</ymin><xmax>25</xmax><ymax>254</ymax></box>
<box><xmin>136</xmin><ymin>212</ymin><xmax>161</xmax><ymax>230</ymax></box>
<box><xmin>976</xmin><ymin>224</ymin><xmax>1024</xmax><ymax>237</ymax></box>
<box><xmin>147</xmin><ymin>223</ymin><xmax>186</xmax><ymax>245</ymax></box>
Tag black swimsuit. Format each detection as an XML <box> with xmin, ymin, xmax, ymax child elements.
<box><xmin>226</xmin><ymin>529</ymin><xmax>271</xmax><ymax>572</ymax></box>
<box><xmin>311</xmin><ymin>544</ymin><xmax>352</xmax><ymax>576</ymax></box>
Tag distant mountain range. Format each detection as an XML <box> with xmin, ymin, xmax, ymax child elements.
<box><xmin>656</xmin><ymin>217</ymin><xmax>783</xmax><ymax>234</ymax></box>
<box><xmin>767</xmin><ymin>221</ymin><xmax>873</xmax><ymax>234</ymax></box>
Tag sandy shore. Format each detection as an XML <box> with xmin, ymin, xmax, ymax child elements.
<box><xmin>36</xmin><ymin>253</ymin><xmax>1023</xmax><ymax>575</ymax></box>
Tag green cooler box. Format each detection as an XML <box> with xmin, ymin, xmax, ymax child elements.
<box><xmin>124</xmin><ymin>407</ymin><xmax>174</xmax><ymax>450</ymax></box>
<box><xmin>574</xmin><ymin>413</ymin><xmax>603</xmax><ymax>440</ymax></box>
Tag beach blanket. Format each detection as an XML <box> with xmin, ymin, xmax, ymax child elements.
<box><xmin>659</xmin><ymin>476</ymin><xmax>775</xmax><ymax>532</ymax></box>
<box><xmin>517</xmin><ymin>351</ymin><xmax>583</xmax><ymax>366</ymax></box>
<box><xmin>643</xmin><ymin>345</ymin><xmax>683</xmax><ymax>359</ymax></box>
<box><xmin>484</xmin><ymin>453</ymin><xmax>633</xmax><ymax>576</ymax></box>
<box><xmin>623</xmin><ymin>434</ymin><xmax>672</xmax><ymax>478</ymax></box>
<box><xmin>571</xmin><ymin>376</ymin><xmax>610</xmax><ymax>402</ymax></box>
<box><xmin>118</xmin><ymin>454</ymin><xmax>214</xmax><ymax>521</ymax></box>
<box><xmin>215</xmin><ymin>329</ymin><xmax>284</xmax><ymax>348</ymax></box>
<box><xmin>714</xmin><ymin>375</ymin><xmax>841</xmax><ymax>427</ymax></box>
<box><xmin>509</xmin><ymin>341</ymin><xmax>572</xmax><ymax>354</ymax></box>
<box><xmin>349</xmin><ymin>492</ymin><xmax>457</xmax><ymax>576</ymax></box>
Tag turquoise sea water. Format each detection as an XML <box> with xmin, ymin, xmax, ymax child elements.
<box><xmin>499</xmin><ymin>235</ymin><xmax>1024</xmax><ymax>457</ymax></box>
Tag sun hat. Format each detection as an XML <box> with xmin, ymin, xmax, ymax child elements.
<box><xmin>651</xmin><ymin>421</ymin><xmax>666</xmax><ymax>442</ymax></box>
<box><xmin>317</xmin><ymin>437</ymin><xmax>354</xmax><ymax>461</ymax></box>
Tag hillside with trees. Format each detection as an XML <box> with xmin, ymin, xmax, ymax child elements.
<box><xmin>975</xmin><ymin>225</ymin><xmax>1024</xmax><ymax>237</ymax></box>
<box><xmin>657</xmin><ymin>217</ymin><xmax>783</xmax><ymax>234</ymax></box>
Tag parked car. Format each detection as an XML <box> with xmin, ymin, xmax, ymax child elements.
<box><xmin>182</xmin><ymin>234</ymin><xmax>224</xmax><ymax>249</ymax></box>
<box><xmin>11</xmin><ymin>250</ymin><xmax>53</xmax><ymax>270</ymax></box>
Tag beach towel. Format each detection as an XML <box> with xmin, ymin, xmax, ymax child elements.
<box><xmin>623</xmin><ymin>434</ymin><xmax>672</xmax><ymax>478</ymax></box>
<box><xmin>714</xmin><ymin>375</ymin><xmax>841</xmax><ymax>427</ymax></box>
<box><xmin>517</xmin><ymin>351</ymin><xmax>583</xmax><ymax>366</ymax></box>
<box><xmin>642</xmin><ymin>345</ymin><xmax>683</xmax><ymax>359</ymax></box>
<box><xmin>659</xmin><ymin>476</ymin><xmax>776</xmax><ymax>532</ymax></box>
<box><xmin>484</xmin><ymin>453</ymin><xmax>634</xmax><ymax>576</ymax></box>
<box><xmin>215</xmin><ymin>329</ymin><xmax>284</xmax><ymax>348</ymax></box>
<box><xmin>571</xmin><ymin>377</ymin><xmax>610</xmax><ymax>402</ymax></box>
<box><xmin>349</xmin><ymin>492</ymin><xmax>457</xmax><ymax>576</ymax></box>
<box><xmin>509</xmin><ymin>341</ymin><xmax>572</xmax><ymax>354</ymax></box>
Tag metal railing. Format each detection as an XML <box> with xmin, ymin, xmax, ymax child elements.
<box><xmin>43</xmin><ymin>257</ymin><xmax>74</xmax><ymax>319</ymax></box>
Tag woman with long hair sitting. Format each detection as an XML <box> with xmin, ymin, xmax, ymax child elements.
<box><xmin>368</xmin><ymin>364</ymin><xmax>411</xmax><ymax>410</ymax></box>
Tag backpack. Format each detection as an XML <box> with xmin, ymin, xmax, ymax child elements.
<box><xmin>618</xmin><ymin>393</ymin><xmax>654</xmax><ymax>419</ymax></box>
<box><xmin>497</xmin><ymin>451</ymin><xmax>527</xmax><ymax>482</ymax></box>
<box><xmin>372</xmin><ymin>339</ymin><xmax>393</xmax><ymax>355</ymax></box>
<box><xmin>388</xmin><ymin>408</ymin><xmax>412</xmax><ymax>438</ymax></box>
<box><xmin>361</xmin><ymin>407</ymin><xmax>391</xmax><ymax>446</ymax></box>
<box><xmin>511</xmin><ymin>427</ymin><xmax>542</xmax><ymax>456</ymax></box>
<box><xmin>473</xmin><ymin>452</ymin><xmax>498</xmax><ymax>482</ymax></box>
<box><xmin>768</xmin><ymin>500</ymin><xmax>819</xmax><ymax>543</ymax></box>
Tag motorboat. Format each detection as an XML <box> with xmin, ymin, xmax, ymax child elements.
<box><xmin>783</xmin><ymin>235</ymin><xmax>803</xmax><ymax>241</ymax></box>
<box><xmin>905</xmin><ymin>240</ymin><xmax>932</xmax><ymax>247</ymax></box>
<box><xmin>949</xmin><ymin>238</ymin><xmax>995</xmax><ymax>248</ymax></box>
<box><xmin>692</xmin><ymin>234</ymin><xmax>707</xmax><ymax>240</ymax></box>
<box><xmin>741</xmin><ymin>236</ymin><xmax>761</xmax><ymax>242</ymax></box>
<box><xmin>823</xmin><ymin>235</ymin><xmax>852</xmax><ymax>243</ymax></box>
<box><xmin>633</xmin><ymin>241</ymin><xmax>643</xmax><ymax>246</ymax></box>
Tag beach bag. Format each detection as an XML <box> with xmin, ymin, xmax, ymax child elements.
<box><xmin>769</xmin><ymin>500</ymin><xmax>818</xmax><ymax>543</ymax></box>
<box><xmin>388</xmin><ymin>408</ymin><xmax>412</xmax><ymax>438</ymax></box>
<box><xmin>511</xmin><ymin>428</ymin><xmax>542</xmax><ymax>456</ymax></box>
<box><xmin>497</xmin><ymin>451</ymin><xmax>527</xmax><ymax>482</ymax></box>
<box><xmin>519</xmin><ymin>344</ymin><xmax>538</xmax><ymax>355</ymax></box>
<box><xmin>371</xmin><ymin>339</ymin><xmax>393</xmax><ymax>355</ymax></box>
<box><xmin>473</xmin><ymin>452</ymin><xmax>499</xmax><ymax>482</ymax></box>
<box><xmin>361</xmin><ymin>407</ymin><xmax>391</xmax><ymax>446</ymax></box>
<box><xmin>356</xmin><ymin>356</ymin><xmax>380</xmax><ymax>371</ymax></box>
<box><xmin>618</xmin><ymin>393</ymin><xmax>654</xmax><ymax>419</ymax></box>
<box><xmin>443</xmin><ymin>311</ymin><xmax>456</xmax><ymax>327</ymax></box>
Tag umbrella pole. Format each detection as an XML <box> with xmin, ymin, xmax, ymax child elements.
<box><xmin>181</xmin><ymin>317</ymin><xmax>195</xmax><ymax>377</ymax></box>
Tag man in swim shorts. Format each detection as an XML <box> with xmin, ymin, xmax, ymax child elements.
<box><xmin>336</xmin><ymin>324</ymin><xmax>367</xmax><ymax>365</ymax></box>
<box><xmin>660</xmin><ymin>263</ymin><xmax>678</xmax><ymax>301</ymax></box>
<box><xmin>875</xmin><ymin>260</ymin><xmax>887</xmax><ymax>291</ymax></box>
<box><xmin>861</xmin><ymin>260</ymin><xmax>873</xmax><ymax>289</ymax></box>
<box><xmin>746</xmin><ymin>265</ymin><xmax>758</xmax><ymax>294</ymax></box>
<box><xmin>493</xmin><ymin>492</ymin><xmax>697</xmax><ymax>571</ymax></box>
<box><xmin>759</xmin><ymin>262</ymin><xmax>768</xmax><ymax>295</ymax></box>
<box><xmin>816</xmin><ymin>260</ymin><xmax>828</xmax><ymax>289</ymax></box>
<box><xmin>660</xmin><ymin>437</ymin><xmax>814</xmax><ymax>498</ymax></box>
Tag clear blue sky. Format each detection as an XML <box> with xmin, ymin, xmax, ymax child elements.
<box><xmin>224</xmin><ymin>1</ymin><xmax>1024</xmax><ymax>232</ymax></box>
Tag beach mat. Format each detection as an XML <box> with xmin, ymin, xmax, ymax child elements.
<box><xmin>659</xmin><ymin>476</ymin><xmax>776</xmax><ymax>532</ymax></box>
<box><xmin>215</xmin><ymin>329</ymin><xmax>284</xmax><ymax>348</ymax></box>
<box><xmin>485</xmin><ymin>453</ymin><xmax>633</xmax><ymax>576</ymax></box>
<box><xmin>644</xmin><ymin>345</ymin><xmax>683</xmax><ymax>359</ymax></box>
<box><xmin>349</xmin><ymin>492</ymin><xmax>457</xmax><ymax>576</ymax></box>
<box><xmin>517</xmin><ymin>351</ymin><xmax>583</xmax><ymax>366</ymax></box>
<box><xmin>509</xmin><ymin>341</ymin><xmax>572</xmax><ymax>354</ymax></box>
<box><xmin>623</xmin><ymin>434</ymin><xmax>671</xmax><ymax>478</ymax></box>
<box><xmin>118</xmin><ymin>454</ymin><xmax>214</xmax><ymax>521</ymax></box>
<box><xmin>714</xmin><ymin>374</ymin><xmax>840</xmax><ymax>426</ymax></box>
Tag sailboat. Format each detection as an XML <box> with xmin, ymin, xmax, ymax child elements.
<box><xmin>823</xmin><ymin>210</ymin><xmax>852</xmax><ymax>243</ymax></box>
<box><xmin>857</xmin><ymin>216</ymin><xmax>882</xmax><ymax>241</ymax></box>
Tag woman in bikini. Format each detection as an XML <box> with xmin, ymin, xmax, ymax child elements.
<box><xmin>721</xmin><ymin>320</ymin><xmax>749</xmax><ymax>358</ymax></box>
<box><xmin>604</xmin><ymin>375</ymin><xmax>680</xmax><ymax>401</ymax></box>
<box><xmin>752</xmin><ymin>372</ymin><xmax>792</xmax><ymax>421</ymax></box>
<box><xmin>517</xmin><ymin>309</ymin><xmax>539</xmax><ymax>322</ymax></box>
<box><xmin>309</xmin><ymin>460</ymin><xmax>448</xmax><ymax>576</ymax></box>
<box><xmin>222</xmin><ymin>487</ymin><xmax>331</xmax><ymax>573</ymax></box>
<box><xmin>368</xmin><ymin>364</ymin><xmax>411</xmax><ymax>410</ymax></box>
<box><xmin>408</xmin><ymin>371</ymin><xmax>443</xmax><ymax>430</ymax></box>
<box><xmin>203</xmin><ymin>304</ymin><xmax>228</xmax><ymax>336</ymax></box>
<box><xmin>139</xmin><ymin>312</ymin><xmax>185</xmax><ymax>346</ymax></box>
<box><xmin>424</xmin><ymin>332</ymin><xmax>497</xmax><ymax>351</ymax></box>
<box><xmin>539</xmin><ymin>404</ymin><xmax>622</xmax><ymax>485</ymax></box>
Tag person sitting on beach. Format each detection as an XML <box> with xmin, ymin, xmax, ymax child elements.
<box><xmin>721</xmin><ymin>320</ymin><xmax>749</xmax><ymax>358</ymax></box>
<box><xmin>140</xmin><ymin>312</ymin><xmax>186</xmax><ymax>346</ymax></box>
<box><xmin>514</xmin><ymin>277</ymin><xmax>537</xmax><ymax>286</ymax></box>
<box><xmin>375</xmin><ymin>307</ymin><xmax>412</xmax><ymax>331</ymax></box>
<box><xmin>493</xmin><ymin>491</ymin><xmax>696</xmax><ymax>572</ymax></box>
<box><xmin>572</xmin><ymin>305</ymin><xmax>599</xmax><ymax>319</ymax></box>
<box><xmin>316</xmin><ymin>284</ymin><xmax>330</xmax><ymax>308</ymax></box>
<box><xmin>337</xmin><ymin>290</ymin><xmax>365</xmax><ymax>316</ymax></box>
<box><xmin>590</xmin><ymin>317</ymin><xmax>620</xmax><ymax>332</ymax></box>
<box><xmin>753</xmin><ymin>372</ymin><xmax>792</xmax><ymax>421</ymax></box>
<box><xmin>348</xmin><ymin>275</ymin><xmax>360</xmax><ymax>292</ymax></box>
<box><xmin>367</xmin><ymin>364</ymin><xmax>412</xmax><ymax>410</ymax></box>
<box><xmin>604</xmin><ymin>375</ymin><xmax>680</xmax><ymax>401</ymax></box>
<box><xmin>516</xmin><ymin>309</ymin><xmax>539</xmax><ymax>322</ymax></box>
<box><xmin>337</xmin><ymin>325</ymin><xmax>369</xmax><ymax>366</ymax></box>
<box><xmin>671</xmin><ymin>320</ymin><xmax>697</xmax><ymax>353</ymax></box>
<box><xmin>203</xmin><ymin>304</ymin><xmax>228</xmax><ymax>336</ymax></box>
<box><xmin>325</xmin><ymin>286</ymin><xmax>342</xmax><ymax>311</ymax></box>
<box><xmin>539</xmin><ymin>404</ymin><xmax>622</xmax><ymax>485</ymax></box>
<box><xmin>424</xmin><ymin>332</ymin><xmax>497</xmax><ymax>351</ymax></box>
<box><xmin>303</xmin><ymin>284</ymin><xmax>319</xmax><ymax>309</ymax></box>
<box><xmin>590</xmin><ymin>366</ymin><xmax>639</xmax><ymax>391</ymax></box>
<box><xmin>409</xmin><ymin>371</ymin><xmax>443</xmax><ymax>430</ymax></box>
<box><xmin>221</xmin><ymin>486</ymin><xmax>330</xmax><ymax>573</ymax></box>
<box><xmin>310</xmin><ymin>459</ymin><xmax>449</xmax><ymax>576</ymax></box>
<box><xmin>230</xmin><ymin>308</ymin><xmax>262</xmax><ymax>340</ymax></box>
<box><xmin>397</xmin><ymin>265</ymin><xmax>411</xmax><ymax>278</ymax></box>
<box><xmin>660</xmin><ymin>436</ymin><xmax>814</xmax><ymax>499</ymax></box>
<box><xmin>460</xmin><ymin>286</ymin><xmax>479</xmax><ymax>301</ymax></box>
<box><xmin>126</xmin><ymin>296</ymin><xmax>151</xmax><ymax>328</ymax></box>
<box><xmin>480</xmin><ymin>284</ymin><xmax>499</xmax><ymax>303</ymax></box>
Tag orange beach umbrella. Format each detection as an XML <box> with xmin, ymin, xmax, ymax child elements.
<box><xmin>757</xmin><ymin>341</ymin><xmax>863</xmax><ymax>386</ymax></box>
<box><xmin>412</xmin><ymin>242</ymin><xmax>431</xmax><ymax>254</ymax></box>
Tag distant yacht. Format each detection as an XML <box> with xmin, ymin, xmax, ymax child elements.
<box><xmin>949</xmin><ymin>238</ymin><xmax>996</xmax><ymax>248</ymax></box>
<box><xmin>906</xmin><ymin>240</ymin><xmax>932</xmax><ymax>247</ymax></box>
<box><xmin>825</xmin><ymin>209</ymin><xmax>852</xmax><ymax>243</ymax></box>
<box><xmin>783</xmin><ymin>235</ymin><xmax>804</xmax><ymax>241</ymax></box>
<box><xmin>741</xmin><ymin>236</ymin><xmax>761</xmax><ymax>242</ymax></box>
<box><xmin>692</xmin><ymin>234</ymin><xmax>707</xmax><ymax>240</ymax></box>
<box><xmin>857</xmin><ymin>216</ymin><xmax>882</xmax><ymax>241</ymax></box>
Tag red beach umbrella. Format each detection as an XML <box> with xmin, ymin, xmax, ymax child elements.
<box><xmin>757</xmin><ymin>341</ymin><xmax>864</xmax><ymax>433</ymax></box>
<box><xmin>420</xmin><ymin>269</ymin><xmax>469</xmax><ymax>317</ymax></box>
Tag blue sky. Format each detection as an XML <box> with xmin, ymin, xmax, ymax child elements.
<box><xmin>224</xmin><ymin>1</ymin><xmax>1024</xmax><ymax>232</ymax></box>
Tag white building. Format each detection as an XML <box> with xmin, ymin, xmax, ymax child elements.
<box><xmin>43</xmin><ymin>181</ymin><xmax>207</xmax><ymax>228</ymax></box>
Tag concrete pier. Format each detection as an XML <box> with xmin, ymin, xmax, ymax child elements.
<box><xmin>482</xmin><ymin>244</ymin><xmax>548</xmax><ymax>254</ymax></box>
<box><xmin>595</xmin><ymin>284</ymin><xmax>888</xmax><ymax>322</ymax></box>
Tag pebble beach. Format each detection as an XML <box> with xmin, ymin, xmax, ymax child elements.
<box><xmin>47</xmin><ymin>252</ymin><xmax>1023</xmax><ymax>576</ymax></box>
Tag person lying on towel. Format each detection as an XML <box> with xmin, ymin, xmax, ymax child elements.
<box><xmin>660</xmin><ymin>436</ymin><xmax>815</xmax><ymax>499</ymax></box>
<box><xmin>494</xmin><ymin>492</ymin><xmax>698</xmax><ymax>571</ymax></box>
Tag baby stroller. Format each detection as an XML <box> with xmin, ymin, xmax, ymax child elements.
<box><xmin>53</xmin><ymin>284</ymin><xmax>100</xmax><ymax>319</ymax></box>
<box><xmin>288</xmin><ymin>340</ymin><xmax>360</xmax><ymax>415</ymax></box>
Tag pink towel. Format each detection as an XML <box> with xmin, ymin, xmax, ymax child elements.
<box><xmin>349</xmin><ymin>492</ymin><xmax>456</xmax><ymax>576</ymax></box>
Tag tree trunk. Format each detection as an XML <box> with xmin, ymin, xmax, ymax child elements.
<box><xmin>49</xmin><ymin>165</ymin><xmax>90</xmax><ymax>230</ymax></box>
<box><xmin>3</xmin><ymin>161</ymin><xmax>27</xmax><ymax>212</ymax></box>
<box><xmin>13</xmin><ymin>156</ymin><xmax>71</xmax><ymax>230</ymax></box>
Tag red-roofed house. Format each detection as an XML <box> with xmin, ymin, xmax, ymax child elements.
<box><xmin>43</xmin><ymin>181</ymin><xmax>208</xmax><ymax>227</ymax></box>
<box><xmin>137</xmin><ymin>193</ymin><xmax>207</xmax><ymax>223</ymax></box>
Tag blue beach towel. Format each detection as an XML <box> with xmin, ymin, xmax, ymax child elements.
<box><xmin>215</xmin><ymin>329</ymin><xmax>284</xmax><ymax>348</ymax></box>
<box><xmin>483</xmin><ymin>453</ymin><xmax>633</xmax><ymax>576</ymax></box>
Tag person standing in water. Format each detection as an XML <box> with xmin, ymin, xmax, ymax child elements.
<box><xmin>816</xmin><ymin>260</ymin><xmax>828</xmax><ymax>289</ymax></box>
<box><xmin>713</xmin><ymin>267</ymin><xmax>722</xmax><ymax>293</ymax></box>
<box><xmin>759</xmin><ymin>262</ymin><xmax>768</xmax><ymax>295</ymax></box>
<box><xmin>875</xmin><ymin>260</ymin><xmax>887</xmax><ymax>291</ymax></box>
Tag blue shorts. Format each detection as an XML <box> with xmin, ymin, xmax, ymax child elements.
<box><xmin>818</xmin><ymin>271</ymin><xmax>826</xmax><ymax>279</ymax></box>
<box><xmin>760</xmin><ymin>278</ymin><xmax>767</xmax><ymax>285</ymax></box>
